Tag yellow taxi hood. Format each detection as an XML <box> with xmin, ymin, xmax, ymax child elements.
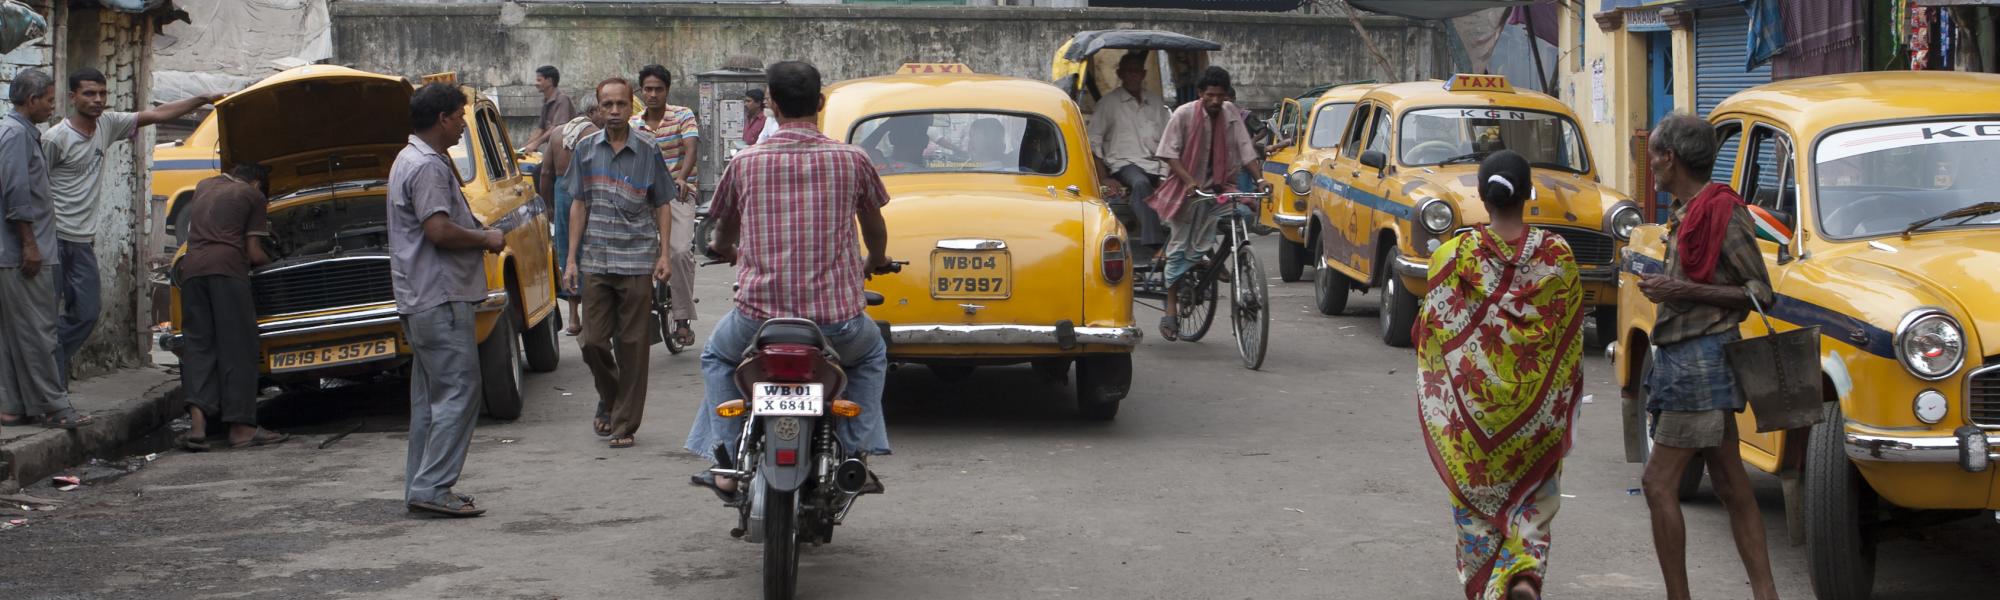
<box><xmin>214</xmin><ymin>65</ymin><xmax>412</xmax><ymax>197</ymax></box>
<box><xmin>1405</xmin><ymin>165</ymin><xmax>1630</xmax><ymax>230</ymax></box>
<box><xmin>1817</xmin><ymin>230</ymin><xmax>2000</xmax><ymax>357</ymax></box>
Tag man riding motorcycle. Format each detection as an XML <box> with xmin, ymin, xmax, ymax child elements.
<box><xmin>685</xmin><ymin>60</ymin><xmax>895</xmax><ymax>503</ymax></box>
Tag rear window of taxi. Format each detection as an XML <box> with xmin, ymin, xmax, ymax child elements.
<box><xmin>852</xmin><ymin>112</ymin><xmax>1066</xmax><ymax>176</ymax></box>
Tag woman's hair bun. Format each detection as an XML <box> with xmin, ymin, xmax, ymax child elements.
<box><xmin>1476</xmin><ymin>150</ymin><xmax>1533</xmax><ymax>209</ymax></box>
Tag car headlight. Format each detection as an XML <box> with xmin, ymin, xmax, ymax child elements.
<box><xmin>1609</xmin><ymin>205</ymin><xmax>1642</xmax><ymax>240</ymax></box>
<box><xmin>1418</xmin><ymin>198</ymin><xmax>1454</xmax><ymax>234</ymax></box>
<box><xmin>1286</xmin><ymin>170</ymin><xmax>1313</xmax><ymax>196</ymax></box>
<box><xmin>1896</xmin><ymin>309</ymin><xmax>1965</xmax><ymax>380</ymax></box>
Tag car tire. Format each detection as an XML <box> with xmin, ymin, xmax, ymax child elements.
<box><xmin>1806</xmin><ymin>402</ymin><xmax>1876</xmax><ymax>600</ymax></box>
<box><xmin>1076</xmin><ymin>354</ymin><xmax>1131</xmax><ymax>421</ymax></box>
<box><xmin>480</xmin><ymin>304</ymin><xmax>526</xmax><ymax>421</ymax></box>
<box><xmin>1377</xmin><ymin>264</ymin><xmax>1418</xmax><ymax>348</ymax></box>
<box><xmin>1278</xmin><ymin>237</ymin><xmax>1306</xmax><ymax>282</ymax></box>
<box><xmin>1313</xmin><ymin>239</ymin><xmax>1349</xmax><ymax>316</ymax></box>
<box><xmin>522</xmin><ymin>303</ymin><xmax>561</xmax><ymax>373</ymax></box>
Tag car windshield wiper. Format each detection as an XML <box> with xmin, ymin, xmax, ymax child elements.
<box><xmin>1901</xmin><ymin>201</ymin><xmax>2000</xmax><ymax>239</ymax></box>
<box><xmin>1437</xmin><ymin>151</ymin><xmax>1491</xmax><ymax>166</ymax></box>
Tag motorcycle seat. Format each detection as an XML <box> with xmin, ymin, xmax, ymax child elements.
<box><xmin>757</xmin><ymin>321</ymin><xmax>822</xmax><ymax>348</ymax></box>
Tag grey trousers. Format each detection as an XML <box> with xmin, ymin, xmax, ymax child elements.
<box><xmin>402</xmin><ymin>301</ymin><xmax>482</xmax><ymax>505</ymax></box>
<box><xmin>0</xmin><ymin>267</ymin><xmax>73</xmax><ymax>418</ymax></box>
<box><xmin>666</xmin><ymin>199</ymin><xmax>697</xmax><ymax>321</ymax></box>
<box><xmin>179</xmin><ymin>275</ymin><xmax>260</xmax><ymax>425</ymax></box>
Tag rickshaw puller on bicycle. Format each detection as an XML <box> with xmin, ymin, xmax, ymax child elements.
<box><xmin>1146</xmin><ymin>65</ymin><xmax>1269</xmax><ymax>342</ymax></box>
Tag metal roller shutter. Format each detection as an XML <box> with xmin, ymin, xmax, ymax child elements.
<box><xmin>1695</xmin><ymin>8</ymin><xmax>1772</xmax><ymax>189</ymax></box>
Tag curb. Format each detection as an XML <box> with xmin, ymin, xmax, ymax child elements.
<box><xmin>0</xmin><ymin>383</ymin><xmax>182</xmax><ymax>494</ymax></box>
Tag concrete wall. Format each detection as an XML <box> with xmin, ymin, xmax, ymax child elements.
<box><xmin>332</xmin><ymin>2</ymin><xmax>1448</xmax><ymax>136</ymax></box>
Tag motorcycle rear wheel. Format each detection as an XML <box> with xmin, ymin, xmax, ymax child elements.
<box><xmin>763</xmin><ymin>488</ymin><xmax>799</xmax><ymax>600</ymax></box>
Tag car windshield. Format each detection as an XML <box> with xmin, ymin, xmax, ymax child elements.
<box><xmin>1306</xmin><ymin>103</ymin><xmax>1356</xmax><ymax>149</ymax></box>
<box><xmin>1815</xmin><ymin>120</ymin><xmax>2000</xmax><ymax>239</ymax></box>
<box><xmin>852</xmin><ymin>112</ymin><xmax>1065</xmax><ymax>176</ymax></box>
<box><xmin>1397</xmin><ymin>107</ymin><xmax>1587</xmax><ymax>172</ymax></box>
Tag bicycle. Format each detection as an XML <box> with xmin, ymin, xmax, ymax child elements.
<box><xmin>1157</xmin><ymin>188</ymin><xmax>1272</xmax><ymax>370</ymax></box>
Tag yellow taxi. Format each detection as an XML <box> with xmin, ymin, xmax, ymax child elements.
<box><xmin>1306</xmin><ymin>74</ymin><xmax>1638</xmax><ymax>347</ymax></box>
<box><xmin>1611</xmin><ymin>71</ymin><xmax>2000</xmax><ymax>596</ymax></box>
<box><xmin>1262</xmin><ymin>82</ymin><xmax>1376</xmax><ymax>282</ymax></box>
<box><xmin>160</xmin><ymin>66</ymin><xmax>560</xmax><ymax>419</ymax></box>
<box><xmin>822</xmin><ymin>66</ymin><xmax>1140</xmax><ymax>420</ymax></box>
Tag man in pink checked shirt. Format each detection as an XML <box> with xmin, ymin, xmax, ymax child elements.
<box><xmin>684</xmin><ymin>61</ymin><xmax>897</xmax><ymax>503</ymax></box>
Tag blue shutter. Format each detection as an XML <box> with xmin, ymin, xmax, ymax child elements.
<box><xmin>1696</xmin><ymin>8</ymin><xmax>1771</xmax><ymax>191</ymax></box>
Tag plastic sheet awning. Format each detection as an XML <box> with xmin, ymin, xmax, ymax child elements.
<box><xmin>1058</xmin><ymin>30</ymin><xmax>1221</xmax><ymax>63</ymax></box>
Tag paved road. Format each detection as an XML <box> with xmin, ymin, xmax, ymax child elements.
<box><xmin>4</xmin><ymin>236</ymin><xmax>1996</xmax><ymax>599</ymax></box>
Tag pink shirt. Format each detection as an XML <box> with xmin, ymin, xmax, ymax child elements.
<box><xmin>709</xmin><ymin>123</ymin><xmax>891</xmax><ymax>323</ymax></box>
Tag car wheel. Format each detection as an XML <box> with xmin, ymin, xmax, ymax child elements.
<box><xmin>1806</xmin><ymin>402</ymin><xmax>1877</xmax><ymax>600</ymax></box>
<box><xmin>1377</xmin><ymin>265</ymin><xmax>1418</xmax><ymax>348</ymax></box>
<box><xmin>480</xmin><ymin>304</ymin><xmax>526</xmax><ymax>420</ymax></box>
<box><xmin>522</xmin><ymin>302</ymin><xmax>561</xmax><ymax>373</ymax></box>
<box><xmin>1278</xmin><ymin>237</ymin><xmax>1306</xmax><ymax>282</ymax></box>
<box><xmin>1313</xmin><ymin>238</ymin><xmax>1350</xmax><ymax>316</ymax></box>
<box><xmin>1076</xmin><ymin>354</ymin><xmax>1131</xmax><ymax>421</ymax></box>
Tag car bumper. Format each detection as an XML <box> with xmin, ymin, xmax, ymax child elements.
<box><xmin>160</xmin><ymin>290</ymin><xmax>508</xmax><ymax>351</ymax></box>
<box><xmin>1845</xmin><ymin>421</ymin><xmax>1998</xmax><ymax>473</ymax></box>
<box><xmin>1272</xmin><ymin>213</ymin><xmax>1309</xmax><ymax>228</ymax></box>
<box><xmin>885</xmin><ymin>323</ymin><xmax>1142</xmax><ymax>349</ymax></box>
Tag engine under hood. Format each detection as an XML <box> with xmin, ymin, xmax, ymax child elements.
<box><xmin>215</xmin><ymin>65</ymin><xmax>412</xmax><ymax>198</ymax></box>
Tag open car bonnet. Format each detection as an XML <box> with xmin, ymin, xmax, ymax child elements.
<box><xmin>215</xmin><ymin>65</ymin><xmax>412</xmax><ymax>197</ymax></box>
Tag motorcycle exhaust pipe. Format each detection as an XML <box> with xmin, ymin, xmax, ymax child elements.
<box><xmin>834</xmin><ymin>458</ymin><xmax>869</xmax><ymax>494</ymax></box>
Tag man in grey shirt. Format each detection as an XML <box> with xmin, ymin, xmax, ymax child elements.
<box><xmin>0</xmin><ymin>69</ymin><xmax>93</xmax><ymax>430</ymax></box>
<box><xmin>390</xmin><ymin>83</ymin><xmax>504</xmax><ymax>518</ymax></box>
<box><xmin>44</xmin><ymin>67</ymin><xmax>221</xmax><ymax>382</ymax></box>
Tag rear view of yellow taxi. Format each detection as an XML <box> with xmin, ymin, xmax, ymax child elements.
<box><xmin>822</xmin><ymin>67</ymin><xmax>1139</xmax><ymax>420</ymax></box>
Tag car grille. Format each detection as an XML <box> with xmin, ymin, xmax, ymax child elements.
<box><xmin>252</xmin><ymin>257</ymin><xmax>395</xmax><ymax>317</ymax></box>
<box><xmin>1545</xmin><ymin>227</ymin><xmax>1616</xmax><ymax>266</ymax></box>
<box><xmin>1970</xmin><ymin>363</ymin><xmax>2000</xmax><ymax>427</ymax></box>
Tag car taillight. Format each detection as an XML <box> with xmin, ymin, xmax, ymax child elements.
<box><xmin>1101</xmin><ymin>236</ymin><xmax>1127</xmax><ymax>284</ymax></box>
<box><xmin>775</xmin><ymin>449</ymin><xmax>798</xmax><ymax>466</ymax></box>
<box><xmin>760</xmin><ymin>343</ymin><xmax>819</xmax><ymax>381</ymax></box>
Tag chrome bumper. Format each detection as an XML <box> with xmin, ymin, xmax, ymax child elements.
<box><xmin>1272</xmin><ymin>213</ymin><xmax>1309</xmax><ymax>228</ymax></box>
<box><xmin>1845</xmin><ymin>422</ymin><xmax>1997</xmax><ymax>473</ymax></box>
<box><xmin>1391</xmin><ymin>253</ymin><xmax>1428</xmax><ymax>280</ymax></box>
<box><xmin>160</xmin><ymin>290</ymin><xmax>508</xmax><ymax>351</ymax></box>
<box><xmin>887</xmin><ymin>324</ymin><xmax>1142</xmax><ymax>348</ymax></box>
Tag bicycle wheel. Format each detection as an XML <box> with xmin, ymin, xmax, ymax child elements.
<box><xmin>1176</xmin><ymin>269</ymin><xmax>1219</xmax><ymax>342</ymax></box>
<box><xmin>1231</xmin><ymin>244</ymin><xmax>1270</xmax><ymax>370</ymax></box>
<box><xmin>655</xmin><ymin>281</ymin><xmax>686</xmax><ymax>355</ymax></box>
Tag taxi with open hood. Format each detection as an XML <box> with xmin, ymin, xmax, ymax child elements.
<box><xmin>160</xmin><ymin>66</ymin><xmax>559</xmax><ymax>419</ymax></box>
<box><xmin>822</xmin><ymin>65</ymin><xmax>1139</xmax><ymax>420</ymax></box>
<box><xmin>1610</xmin><ymin>71</ymin><xmax>2000</xmax><ymax>598</ymax></box>
<box><xmin>1304</xmin><ymin>74</ymin><xmax>1637</xmax><ymax>348</ymax></box>
<box><xmin>1262</xmin><ymin>82</ymin><xmax>1376</xmax><ymax>283</ymax></box>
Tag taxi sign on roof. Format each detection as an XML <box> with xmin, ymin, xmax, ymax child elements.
<box><xmin>896</xmin><ymin>63</ymin><xmax>973</xmax><ymax>75</ymax></box>
<box><xmin>1445</xmin><ymin>74</ymin><xmax>1512</xmax><ymax>93</ymax></box>
<box><xmin>420</xmin><ymin>72</ymin><xmax>459</xmax><ymax>86</ymax></box>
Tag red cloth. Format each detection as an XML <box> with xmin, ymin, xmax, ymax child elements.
<box><xmin>708</xmin><ymin>122</ymin><xmax>891</xmax><ymax>323</ymax></box>
<box><xmin>741</xmin><ymin>115</ymin><xmax>765</xmax><ymax>145</ymax></box>
<box><xmin>1146</xmin><ymin>103</ymin><xmax>1241</xmax><ymax>221</ymax></box>
<box><xmin>1676</xmin><ymin>183</ymin><xmax>1744</xmax><ymax>284</ymax></box>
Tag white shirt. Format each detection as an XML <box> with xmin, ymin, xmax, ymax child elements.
<box><xmin>1087</xmin><ymin>87</ymin><xmax>1170</xmax><ymax>176</ymax></box>
<box><xmin>754</xmin><ymin>110</ymin><xmax>778</xmax><ymax>145</ymax></box>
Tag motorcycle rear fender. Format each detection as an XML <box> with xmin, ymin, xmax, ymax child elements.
<box><xmin>760</xmin><ymin>416</ymin><xmax>817</xmax><ymax>492</ymax></box>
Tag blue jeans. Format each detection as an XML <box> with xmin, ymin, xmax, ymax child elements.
<box><xmin>685</xmin><ymin>309</ymin><xmax>891</xmax><ymax>461</ymax></box>
<box><xmin>551</xmin><ymin>175</ymin><xmax>577</xmax><ymax>300</ymax></box>
<box><xmin>55</xmin><ymin>240</ymin><xmax>99</xmax><ymax>382</ymax></box>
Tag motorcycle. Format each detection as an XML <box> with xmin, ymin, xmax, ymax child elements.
<box><xmin>705</xmin><ymin>258</ymin><xmax>903</xmax><ymax>600</ymax></box>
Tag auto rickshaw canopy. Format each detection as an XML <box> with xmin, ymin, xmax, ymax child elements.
<box><xmin>1050</xmin><ymin>29</ymin><xmax>1220</xmax><ymax>111</ymax></box>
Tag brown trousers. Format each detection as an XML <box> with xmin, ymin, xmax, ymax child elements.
<box><xmin>581</xmin><ymin>273</ymin><xmax>653</xmax><ymax>438</ymax></box>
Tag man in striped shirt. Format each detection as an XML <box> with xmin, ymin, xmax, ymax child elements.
<box><xmin>565</xmin><ymin>77</ymin><xmax>677</xmax><ymax>450</ymax></box>
<box><xmin>685</xmin><ymin>61</ymin><xmax>895</xmax><ymax>503</ymax></box>
<box><xmin>632</xmin><ymin>64</ymin><xmax>700</xmax><ymax>348</ymax></box>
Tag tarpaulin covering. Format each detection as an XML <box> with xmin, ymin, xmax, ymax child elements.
<box><xmin>1771</xmin><ymin>0</ymin><xmax>1864</xmax><ymax>79</ymax></box>
<box><xmin>1058</xmin><ymin>30</ymin><xmax>1221</xmax><ymax>62</ymax></box>
<box><xmin>1348</xmin><ymin>0</ymin><xmax>1535</xmax><ymax>20</ymax></box>
<box><xmin>0</xmin><ymin>0</ymin><xmax>46</xmax><ymax>56</ymax></box>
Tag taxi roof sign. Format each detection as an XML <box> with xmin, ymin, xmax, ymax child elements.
<box><xmin>896</xmin><ymin>63</ymin><xmax>974</xmax><ymax>75</ymax></box>
<box><xmin>1445</xmin><ymin>74</ymin><xmax>1512</xmax><ymax>93</ymax></box>
<box><xmin>420</xmin><ymin>72</ymin><xmax>459</xmax><ymax>86</ymax></box>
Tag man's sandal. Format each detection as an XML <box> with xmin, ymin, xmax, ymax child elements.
<box><xmin>1158</xmin><ymin>315</ymin><xmax>1180</xmax><ymax>342</ymax></box>
<box><xmin>45</xmin><ymin>413</ymin><xmax>96</xmax><ymax>430</ymax></box>
<box><xmin>672</xmin><ymin>321</ymin><xmax>696</xmax><ymax>348</ymax></box>
<box><xmin>609</xmin><ymin>436</ymin><xmax>635</xmax><ymax>449</ymax></box>
<box><xmin>228</xmin><ymin>428</ymin><xmax>289</xmax><ymax>449</ymax></box>
<box><xmin>409</xmin><ymin>493</ymin><xmax>485</xmax><ymax>518</ymax></box>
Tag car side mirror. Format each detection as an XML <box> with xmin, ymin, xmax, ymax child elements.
<box><xmin>1359</xmin><ymin>150</ymin><xmax>1387</xmax><ymax>171</ymax></box>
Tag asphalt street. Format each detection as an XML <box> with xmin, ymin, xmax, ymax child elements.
<box><xmin>3</xmin><ymin>235</ymin><xmax>1996</xmax><ymax>599</ymax></box>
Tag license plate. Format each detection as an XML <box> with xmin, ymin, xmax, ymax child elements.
<box><xmin>752</xmin><ymin>382</ymin><xmax>825</xmax><ymax>416</ymax></box>
<box><xmin>930</xmin><ymin>250</ymin><xmax>1011</xmax><ymax>299</ymax></box>
<box><xmin>268</xmin><ymin>337</ymin><xmax>396</xmax><ymax>373</ymax></box>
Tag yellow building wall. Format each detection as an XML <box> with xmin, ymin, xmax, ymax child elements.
<box><xmin>1556</xmin><ymin>5</ymin><xmax>1697</xmax><ymax>202</ymax></box>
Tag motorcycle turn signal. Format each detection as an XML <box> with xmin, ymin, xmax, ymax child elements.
<box><xmin>716</xmin><ymin>399</ymin><xmax>747</xmax><ymax>418</ymax></box>
<box><xmin>830</xmin><ymin>399</ymin><xmax>863</xmax><ymax>418</ymax></box>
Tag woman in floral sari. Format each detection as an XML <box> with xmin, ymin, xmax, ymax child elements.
<box><xmin>1415</xmin><ymin>151</ymin><xmax>1583</xmax><ymax>600</ymax></box>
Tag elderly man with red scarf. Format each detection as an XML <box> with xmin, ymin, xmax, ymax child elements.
<box><xmin>1148</xmin><ymin>66</ymin><xmax>1267</xmax><ymax>341</ymax></box>
<box><xmin>1635</xmin><ymin>113</ymin><xmax>1780</xmax><ymax>600</ymax></box>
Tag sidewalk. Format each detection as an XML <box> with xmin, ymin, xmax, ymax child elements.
<box><xmin>0</xmin><ymin>366</ymin><xmax>180</xmax><ymax>494</ymax></box>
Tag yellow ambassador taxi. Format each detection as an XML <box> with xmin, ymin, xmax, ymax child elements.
<box><xmin>160</xmin><ymin>66</ymin><xmax>560</xmax><ymax>419</ymax></box>
<box><xmin>1612</xmin><ymin>71</ymin><xmax>2000</xmax><ymax>597</ymax></box>
<box><xmin>1307</xmin><ymin>74</ymin><xmax>1639</xmax><ymax>347</ymax></box>
<box><xmin>822</xmin><ymin>65</ymin><xmax>1140</xmax><ymax>420</ymax></box>
<box><xmin>1262</xmin><ymin>82</ymin><xmax>1376</xmax><ymax>282</ymax></box>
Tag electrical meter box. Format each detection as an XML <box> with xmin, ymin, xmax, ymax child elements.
<box><xmin>694</xmin><ymin>68</ymin><xmax>768</xmax><ymax>212</ymax></box>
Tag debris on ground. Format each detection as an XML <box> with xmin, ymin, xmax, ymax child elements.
<box><xmin>1</xmin><ymin>518</ymin><xmax>25</xmax><ymax>530</ymax></box>
<box><xmin>50</xmin><ymin>476</ymin><xmax>79</xmax><ymax>487</ymax></box>
<box><xmin>1285</xmin><ymin>507</ymin><xmax>1306</xmax><ymax>514</ymax></box>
